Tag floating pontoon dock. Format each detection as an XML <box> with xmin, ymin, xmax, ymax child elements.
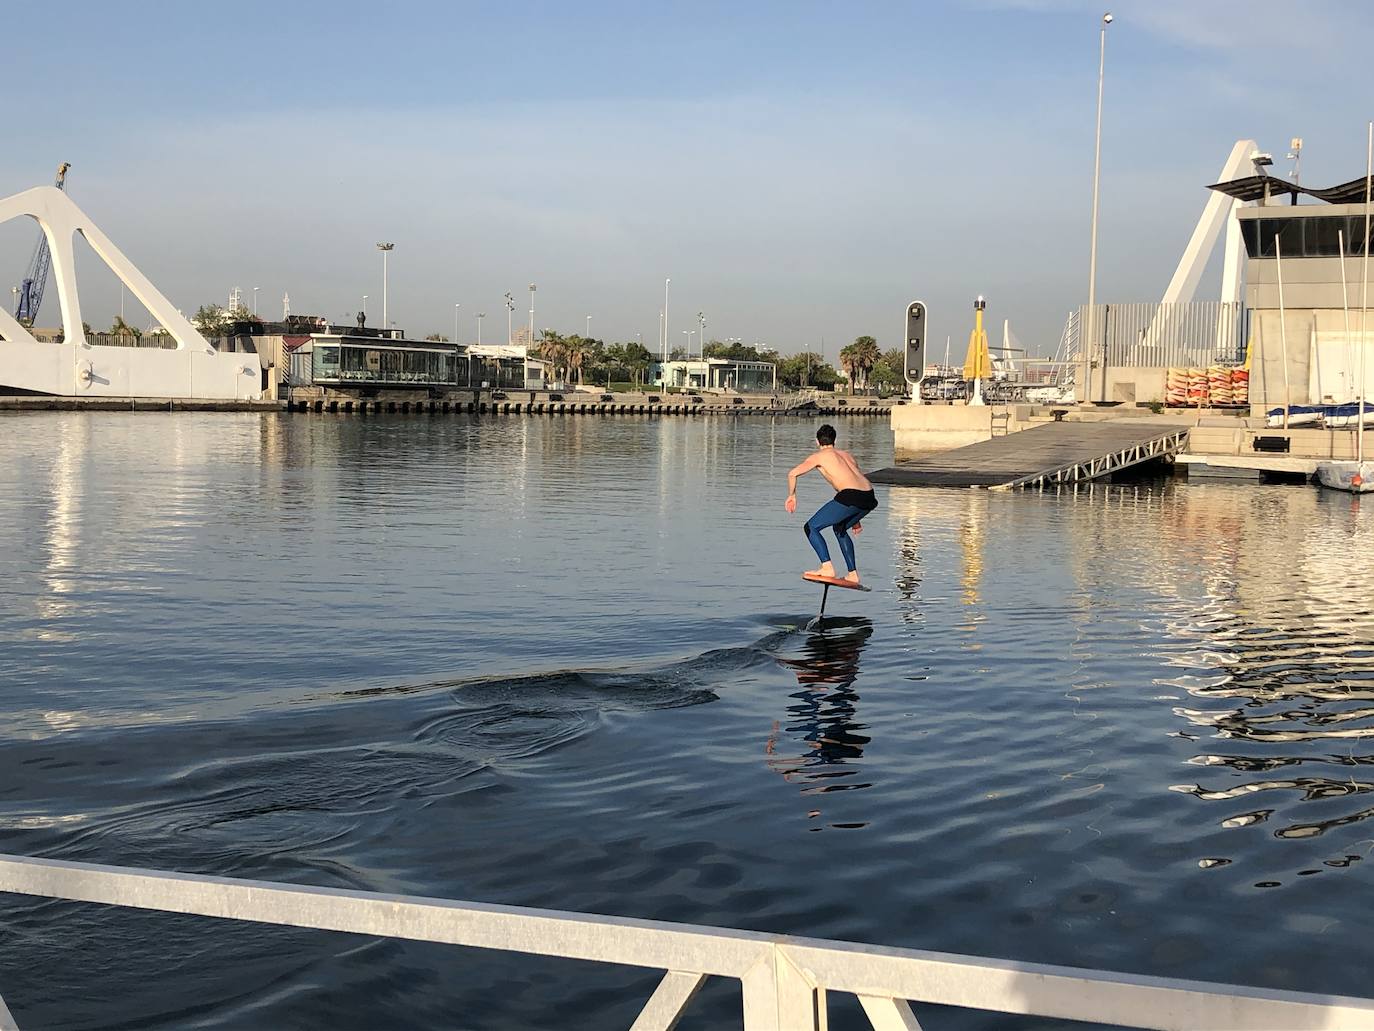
<box><xmin>870</xmin><ymin>422</ymin><xmax>1191</xmax><ymax>489</ymax></box>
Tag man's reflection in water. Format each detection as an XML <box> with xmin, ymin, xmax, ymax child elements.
<box><xmin>765</xmin><ymin>618</ymin><xmax>874</xmax><ymax>830</ymax></box>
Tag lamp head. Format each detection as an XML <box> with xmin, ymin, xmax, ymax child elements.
<box><xmin>1102</xmin><ymin>12</ymin><xmax>1113</xmax><ymax>23</ymax></box>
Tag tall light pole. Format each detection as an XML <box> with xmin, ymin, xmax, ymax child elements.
<box><xmin>362</xmin><ymin>294</ymin><xmax>368</xmax><ymax>321</ymax></box>
<box><xmin>376</xmin><ymin>243</ymin><xmax>394</xmax><ymax>332</ymax></box>
<box><xmin>585</xmin><ymin>314</ymin><xmax>592</xmax><ymax>339</ymax></box>
<box><xmin>454</xmin><ymin>303</ymin><xmax>461</xmax><ymax>342</ymax></box>
<box><xmin>663</xmin><ymin>277</ymin><xmax>671</xmax><ymax>363</ymax></box>
<box><xmin>528</xmin><ymin>283</ymin><xmax>536</xmax><ymax>349</ymax></box>
<box><xmin>1085</xmin><ymin>12</ymin><xmax>1112</xmax><ymax>402</ymax></box>
<box><xmin>252</xmin><ymin>286</ymin><xmax>260</xmax><ymax>316</ymax></box>
<box><xmin>505</xmin><ymin>292</ymin><xmax>515</xmax><ymax>346</ymax></box>
<box><xmin>476</xmin><ymin>311</ymin><xmax>485</xmax><ymax>347</ymax></box>
<box><xmin>697</xmin><ymin>311</ymin><xmax>706</xmax><ymax>360</ymax></box>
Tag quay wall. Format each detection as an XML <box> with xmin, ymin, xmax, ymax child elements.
<box><xmin>285</xmin><ymin>397</ymin><xmax>892</xmax><ymax>418</ymax></box>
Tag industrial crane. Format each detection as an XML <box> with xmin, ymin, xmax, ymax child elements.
<box><xmin>14</xmin><ymin>162</ymin><xmax>70</xmax><ymax>326</ymax></box>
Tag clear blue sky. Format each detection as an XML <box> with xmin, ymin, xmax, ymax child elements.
<box><xmin>4</xmin><ymin>0</ymin><xmax>1371</xmax><ymax>358</ymax></box>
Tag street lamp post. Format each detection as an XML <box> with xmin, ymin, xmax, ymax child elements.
<box><xmin>376</xmin><ymin>243</ymin><xmax>394</xmax><ymax>333</ymax></box>
<box><xmin>454</xmin><ymin>303</ymin><xmax>461</xmax><ymax>342</ymax></box>
<box><xmin>252</xmin><ymin>286</ymin><xmax>260</xmax><ymax>316</ymax></box>
<box><xmin>1086</xmin><ymin>12</ymin><xmax>1112</xmax><ymax>402</ymax></box>
<box><xmin>585</xmin><ymin>314</ymin><xmax>592</xmax><ymax>339</ymax></box>
<box><xmin>697</xmin><ymin>311</ymin><xmax>706</xmax><ymax>360</ymax></box>
<box><xmin>362</xmin><ymin>295</ymin><xmax>368</xmax><ymax>322</ymax></box>
<box><xmin>476</xmin><ymin>312</ymin><xmax>485</xmax><ymax>347</ymax></box>
<box><xmin>663</xmin><ymin>278</ymin><xmax>671</xmax><ymax>363</ymax></box>
<box><xmin>528</xmin><ymin>283</ymin><xmax>536</xmax><ymax>350</ymax></box>
<box><xmin>505</xmin><ymin>292</ymin><xmax>515</xmax><ymax>346</ymax></box>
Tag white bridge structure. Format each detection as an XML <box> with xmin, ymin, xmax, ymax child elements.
<box><xmin>0</xmin><ymin>186</ymin><xmax>260</xmax><ymax>400</ymax></box>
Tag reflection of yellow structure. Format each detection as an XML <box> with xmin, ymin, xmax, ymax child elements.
<box><xmin>960</xmin><ymin>493</ymin><xmax>985</xmax><ymax>606</ymax></box>
<box><xmin>963</xmin><ymin>296</ymin><xmax>993</xmax><ymax>380</ymax></box>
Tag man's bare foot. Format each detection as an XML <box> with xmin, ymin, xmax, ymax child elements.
<box><xmin>844</xmin><ymin>571</ymin><xmax>861</xmax><ymax>585</ymax></box>
<box><xmin>806</xmin><ymin>562</ymin><xmax>837</xmax><ymax>578</ymax></box>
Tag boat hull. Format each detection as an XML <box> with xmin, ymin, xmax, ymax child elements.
<box><xmin>1315</xmin><ymin>461</ymin><xmax>1374</xmax><ymax>493</ymax></box>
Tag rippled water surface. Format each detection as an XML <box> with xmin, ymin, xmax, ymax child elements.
<box><xmin>2</xmin><ymin>411</ymin><xmax>1373</xmax><ymax>1029</ymax></box>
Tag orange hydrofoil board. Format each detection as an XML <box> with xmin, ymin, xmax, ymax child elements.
<box><xmin>802</xmin><ymin>572</ymin><xmax>871</xmax><ymax>592</ymax></box>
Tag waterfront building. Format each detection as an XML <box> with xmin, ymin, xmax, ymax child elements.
<box><xmin>1069</xmin><ymin>139</ymin><xmax>1373</xmax><ymax>412</ymax></box>
<box><xmin>1215</xmin><ymin>175</ymin><xmax>1374</xmax><ymax>413</ymax></box>
<box><xmin>651</xmin><ymin>357</ymin><xmax>777</xmax><ymax>392</ymax></box>
<box><xmin>276</xmin><ymin>325</ymin><xmax>474</xmax><ymax>403</ymax></box>
<box><xmin>467</xmin><ymin>344</ymin><xmax>533</xmax><ymax>390</ymax></box>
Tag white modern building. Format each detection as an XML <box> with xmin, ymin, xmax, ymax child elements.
<box><xmin>651</xmin><ymin>357</ymin><xmax>777</xmax><ymax>392</ymax></box>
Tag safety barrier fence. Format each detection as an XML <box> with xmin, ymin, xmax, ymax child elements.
<box><xmin>1</xmin><ymin>854</ymin><xmax>1371</xmax><ymax>1030</ymax></box>
<box><xmin>1073</xmin><ymin>302</ymin><xmax>1246</xmax><ymax>370</ymax></box>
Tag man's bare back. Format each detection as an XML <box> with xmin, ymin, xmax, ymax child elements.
<box><xmin>785</xmin><ymin>425</ymin><xmax>878</xmax><ymax>584</ymax></box>
<box><xmin>804</xmin><ymin>446</ymin><xmax>872</xmax><ymax>493</ymax></box>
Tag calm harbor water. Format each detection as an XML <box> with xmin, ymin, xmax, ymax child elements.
<box><xmin>2</xmin><ymin>411</ymin><xmax>1373</xmax><ymax>1029</ymax></box>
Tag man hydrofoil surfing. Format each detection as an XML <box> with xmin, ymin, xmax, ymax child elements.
<box><xmin>785</xmin><ymin>424</ymin><xmax>878</xmax><ymax>586</ymax></box>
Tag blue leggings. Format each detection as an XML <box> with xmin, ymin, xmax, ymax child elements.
<box><xmin>804</xmin><ymin>500</ymin><xmax>866</xmax><ymax>570</ymax></box>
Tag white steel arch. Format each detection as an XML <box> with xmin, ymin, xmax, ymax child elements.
<box><xmin>0</xmin><ymin>186</ymin><xmax>260</xmax><ymax>399</ymax></box>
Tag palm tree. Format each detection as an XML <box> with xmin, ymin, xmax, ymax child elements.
<box><xmin>847</xmin><ymin>336</ymin><xmax>881</xmax><ymax>394</ymax></box>
<box><xmin>566</xmin><ymin>335</ymin><xmax>589</xmax><ymax>385</ymax></box>
<box><xmin>839</xmin><ymin>343</ymin><xmax>860</xmax><ymax>395</ymax></box>
<box><xmin>537</xmin><ymin>330</ymin><xmax>568</xmax><ymax>384</ymax></box>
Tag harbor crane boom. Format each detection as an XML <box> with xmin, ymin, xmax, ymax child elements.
<box><xmin>14</xmin><ymin>162</ymin><xmax>70</xmax><ymax>325</ymax></box>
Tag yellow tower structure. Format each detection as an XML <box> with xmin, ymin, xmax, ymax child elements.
<box><xmin>962</xmin><ymin>295</ymin><xmax>993</xmax><ymax>381</ymax></box>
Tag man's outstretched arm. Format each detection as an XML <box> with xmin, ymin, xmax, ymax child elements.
<box><xmin>785</xmin><ymin>455</ymin><xmax>819</xmax><ymax>512</ymax></box>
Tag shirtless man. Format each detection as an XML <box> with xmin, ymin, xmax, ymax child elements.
<box><xmin>784</xmin><ymin>424</ymin><xmax>878</xmax><ymax>585</ymax></box>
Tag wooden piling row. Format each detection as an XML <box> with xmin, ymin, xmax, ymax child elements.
<box><xmin>289</xmin><ymin>399</ymin><xmax>892</xmax><ymax>418</ymax></box>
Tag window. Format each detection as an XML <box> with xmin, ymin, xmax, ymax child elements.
<box><xmin>1243</xmin><ymin>215</ymin><xmax>1374</xmax><ymax>258</ymax></box>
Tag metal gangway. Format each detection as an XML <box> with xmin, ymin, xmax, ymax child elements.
<box><xmin>776</xmin><ymin>387</ymin><xmax>822</xmax><ymax>412</ymax></box>
<box><xmin>870</xmin><ymin>422</ymin><xmax>1191</xmax><ymax>489</ymax></box>
<box><xmin>1</xmin><ymin>853</ymin><xmax>1370</xmax><ymax>1030</ymax></box>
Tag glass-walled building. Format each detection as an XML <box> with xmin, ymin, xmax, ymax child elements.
<box><xmin>310</xmin><ymin>335</ymin><xmax>470</xmax><ymax>390</ymax></box>
<box><xmin>467</xmin><ymin>345</ymin><xmax>530</xmax><ymax>389</ymax></box>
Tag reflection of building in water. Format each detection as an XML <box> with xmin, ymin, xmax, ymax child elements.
<box><xmin>1047</xmin><ymin>482</ymin><xmax>1374</xmax><ymax>875</ymax></box>
<box><xmin>765</xmin><ymin>620</ymin><xmax>874</xmax><ymax>830</ymax></box>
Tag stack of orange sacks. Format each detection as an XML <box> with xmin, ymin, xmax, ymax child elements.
<box><xmin>1164</xmin><ymin>365</ymin><xmax>1248</xmax><ymax>406</ymax></box>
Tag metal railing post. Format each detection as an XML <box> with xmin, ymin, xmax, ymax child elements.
<box><xmin>858</xmin><ymin>994</ymin><xmax>923</xmax><ymax>1030</ymax></box>
<box><xmin>741</xmin><ymin>948</ymin><xmax>823</xmax><ymax>1031</ymax></box>
<box><xmin>630</xmin><ymin>971</ymin><xmax>706</xmax><ymax>1031</ymax></box>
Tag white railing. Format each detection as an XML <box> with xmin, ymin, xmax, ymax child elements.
<box><xmin>1</xmin><ymin>853</ymin><xmax>1370</xmax><ymax>1031</ymax></box>
<box><xmin>1073</xmin><ymin>302</ymin><xmax>1245</xmax><ymax>370</ymax></box>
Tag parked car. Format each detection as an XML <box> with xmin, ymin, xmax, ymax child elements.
<box><xmin>599</xmin><ymin>393</ymin><xmax>614</xmax><ymax>402</ymax></box>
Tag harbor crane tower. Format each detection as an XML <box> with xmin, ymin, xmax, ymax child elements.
<box><xmin>13</xmin><ymin>162</ymin><xmax>69</xmax><ymax>326</ymax></box>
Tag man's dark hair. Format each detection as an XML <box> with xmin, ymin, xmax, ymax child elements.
<box><xmin>816</xmin><ymin>424</ymin><xmax>836</xmax><ymax>446</ymax></box>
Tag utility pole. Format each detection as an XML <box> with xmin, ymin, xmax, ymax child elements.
<box><xmin>1086</xmin><ymin>13</ymin><xmax>1112</xmax><ymax>402</ymax></box>
<box><xmin>663</xmin><ymin>278</ymin><xmax>671</xmax><ymax>363</ymax></box>
<box><xmin>505</xmin><ymin>292</ymin><xmax>515</xmax><ymax>346</ymax></box>
<box><xmin>376</xmin><ymin>243</ymin><xmax>395</xmax><ymax>332</ymax></box>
